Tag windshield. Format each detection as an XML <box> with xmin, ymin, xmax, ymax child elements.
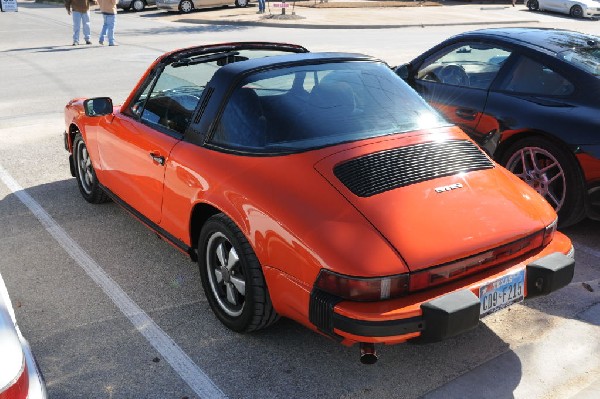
<box><xmin>557</xmin><ymin>47</ymin><xmax>600</xmax><ymax>78</ymax></box>
<box><xmin>211</xmin><ymin>61</ymin><xmax>449</xmax><ymax>153</ymax></box>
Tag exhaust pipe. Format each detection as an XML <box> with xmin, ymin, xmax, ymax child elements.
<box><xmin>359</xmin><ymin>343</ymin><xmax>378</xmax><ymax>365</ymax></box>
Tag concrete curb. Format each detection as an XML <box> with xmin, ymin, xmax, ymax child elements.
<box><xmin>176</xmin><ymin>18</ymin><xmax>539</xmax><ymax>28</ymax></box>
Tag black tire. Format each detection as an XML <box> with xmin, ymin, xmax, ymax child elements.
<box><xmin>179</xmin><ymin>0</ymin><xmax>193</xmax><ymax>13</ymax></box>
<box><xmin>73</xmin><ymin>133</ymin><xmax>109</xmax><ymax>204</ymax></box>
<box><xmin>235</xmin><ymin>0</ymin><xmax>248</xmax><ymax>7</ymax></box>
<box><xmin>570</xmin><ymin>5</ymin><xmax>583</xmax><ymax>18</ymax></box>
<box><xmin>500</xmin><ymin>137</ymin><xmax>586</xmax><ymax>227</ymax></box>
<box><xmin>198</xmin><ymin>214</ymin><xmax>279</xmax><ymax>332</ymax></box>
<box><xmin>132</xmin><ymin>0</ymin><xmax>145</xmax><ymax>11</ymax></box>
<box><xmin>527</xmin><ymin>0</ymin><xmax>539</xmax><ymax>10</ymax></box>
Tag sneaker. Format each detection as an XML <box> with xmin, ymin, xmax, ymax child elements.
<box><xmin>85</xmin><ymin>40</ymin><xmax>92</xmax><ymax>45</ymax></box>
<box><xmin>72</xmin><ymin>42</ymin><xmax>79</xmax><ymax>46</ymax></box>
<box><xmin>99</xmin><ymin>41</ymin><xmax>104</xmax><ymax>45</ymax></box>
<box><xmin>109</xmin><ymin>43</ymin><xmax>118</xmax><ymax>46</ymax></box>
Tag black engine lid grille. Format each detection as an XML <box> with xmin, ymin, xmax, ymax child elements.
<box><xmin>333</xmin><ymin>140</ymin><xmax>494</xmax><ymax>197</ymax></box>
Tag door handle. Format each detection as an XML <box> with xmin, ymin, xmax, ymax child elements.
<box><xmin>455</xmin><ymin>109</ymin><xmax>477</xmax><ymax>121</ymax></box>
<box><xmin>150</xmin><ymin>153</ymin><xmax>165</xmax><ymax>166</ymax></box>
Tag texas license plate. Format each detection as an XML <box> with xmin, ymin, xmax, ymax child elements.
<box><xmin>479</xmin><ymin>269</ymin><xmax>525</xmax><ymax>318</ymax></box>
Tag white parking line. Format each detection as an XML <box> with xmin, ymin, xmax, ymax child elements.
<box><xmin>0</xmin><ymin>164</ymin><xmax>227</xmax><ymax>399</ymax></box>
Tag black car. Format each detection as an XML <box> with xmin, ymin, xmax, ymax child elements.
<box><xmin>395</xmin><ymin>28</ymin><xmax>600</xmax><ymax>227</ymax></box>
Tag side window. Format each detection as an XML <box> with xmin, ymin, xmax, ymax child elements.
<box><xmin>417</xmin><ymin>43</ymin><xmax>512</xmax><ymax>89</ymax></box>
<box><xmin>497</xmin><ymin>56</ymin><xmax>574</xmax><ymax>96</ymax></box>
<box><xmin>128</xmin><ymin>62</ymin><xmax>216</xmax><ymax>134</ymax></box>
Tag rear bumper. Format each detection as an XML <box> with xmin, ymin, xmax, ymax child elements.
<box><xmin>309</xmin><ymin>250</ymin><xmax>574</xmax><ymax>344</ymax></box>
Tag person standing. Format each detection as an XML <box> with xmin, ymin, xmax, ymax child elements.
<box><xmin>257</xmin><ymin>0</ymin><xmax>265</xmax><ymax>14</ymax></box>
<box><xmin>65</xmin><ymin>0</ymin><xmax>95</xmax><ymax>46</ymax></box>
<box><xmin>97</xmin><ymin>0</ymin><xmax>118</xmax><ymax>46</ymax></box>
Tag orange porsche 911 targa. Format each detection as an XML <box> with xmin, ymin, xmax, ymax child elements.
<box><xmin>64</xmin><ymin>42</ymin><xmax>575</xmax><ymax>363</ymax></box>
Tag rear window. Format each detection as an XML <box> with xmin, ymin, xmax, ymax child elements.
<box><xmin>557</xmin><ymin>47</ymin><xmax>600</xmax><ymax>78</ymax></box>
<box><xmin>211</xmin><ymin>61</ymin><xmax>449</xmax><ymax>153</ymax></box>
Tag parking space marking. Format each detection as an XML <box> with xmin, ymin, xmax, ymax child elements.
<box><xmin>0</xmin><ymin>164</ymin><xmax>228</xmax><ymax>399</ymax></box>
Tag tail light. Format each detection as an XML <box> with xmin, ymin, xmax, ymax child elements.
<box><xmin>543</xmin><ymin>217</ymin><xmax>558</xmax><ymax>247</ymax></box>
<box><xmin>315</xmin><ymin>269</ymin><xmax>409</xmax><ymax>301</ymax></box>
<box><xmin>0</xmin><ymin>360</ymin><xmax>28</xmax><ymax>399</ymax></box>
<box><xmin>316</xmin><ymin>221</ymin><xmax>556</xmax><ymax>301</ymax></box>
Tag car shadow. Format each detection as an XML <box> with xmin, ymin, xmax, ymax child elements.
<box><xmin>1</xmin><ymin>178</ymin><xmax>524</xmax><ymax>399</ymax></box>
<box><xmin>520</xmin><ymin>218</ymin><xmax>600</xmax><ymax>327</ymax></box>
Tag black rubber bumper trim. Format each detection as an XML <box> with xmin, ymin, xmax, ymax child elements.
<box><xmin>333</xmin><ymin>312</ymin><xmax>425</xmax><ymax>337</ymax></box>
<box><xmin>309</xmin><ymin>252</ymin><xmax>574</xmax><ymax>342</ymax></box>
<box><xmin>526</xmin><ymin>252</ymin><xmax>575</xmax><ymax>297</ymax></box>
<box><xmin>309</xmin><ymin>288</ymin><xmax>424</xmax><ymax>338</ymax></box>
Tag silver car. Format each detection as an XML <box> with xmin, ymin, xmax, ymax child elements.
<box><xmin>118</xmin><ymin>0</ymin><xmax>156</xmax><ymax>12</ymax></box>
<box><xmin>156</xmin><ymin>0</ymin><xmax>249</xmax><ymax>13</ymax></box>
<box><xmin>527</xmin><ymin>0</ymin><xmax>600</xmax><ymax>18</ymax></box>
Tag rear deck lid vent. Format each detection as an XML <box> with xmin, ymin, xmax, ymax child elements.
<box><xmin>333</xmin><ymin>140</ymin><xmax>494</xmax><ymax>197</ymax></box>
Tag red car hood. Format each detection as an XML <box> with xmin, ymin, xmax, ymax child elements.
<box><xmin>314</xmin><ymin>128</ymin><xmax>554</xmax><ymax>272</ymax></box>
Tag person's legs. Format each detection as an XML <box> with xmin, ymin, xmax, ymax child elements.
<box><xmin>72</xmin><ymin>11</ymin><xmax>82</xmax><ymax>44</ymax></box>
<box><xmin>81</xmin><ymin>11</ymin><xmax>91</xmax><ymax>43</ymax></box>
<box><xmin>99</xmin><ymin>14</ymin><xmax>108</xmax><ymax>44</ymax></box>
<box><xmin>106</xmin><ymin>14</ymin><xmax>116</xmax><ymax>45</ymax></box>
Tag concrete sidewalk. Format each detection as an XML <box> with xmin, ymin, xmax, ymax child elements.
<box><xmin>171</xmin><ymin>1</ymin><xmax>540</xmax><ymax>29</ymax></box>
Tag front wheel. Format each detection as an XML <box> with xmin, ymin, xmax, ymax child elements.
<box><xmin>500</xmin><ymin>137</ymin><xmax>586</xmax><ymax>227</ymax></box>
<box><xmin>570</xmin><ymin>5</ymin><xmax>583</xmax><ymax>18</ymax></box>
<box><xmin>179</xmin><ymin>0</ymin><xmax>193</xmax><ymax>13</ymax></box>
<box><xmin>198</xmin><ymin>214</ymin><xmax>279</xmax><ymax>332</ymax></box>
<box><xmin>235</xmin><ymin>0</ymin><xmax>248</xmax><ymax>7</ymax></box>
<box><xmin>73</xmin><ymin>133</ymin><xmax>109</xmax><ymax>204</ymax></box>
<box><xmin>527</xmin><ymin>0</ymin><xmax>539</xmax><ymax>10</ymax></box>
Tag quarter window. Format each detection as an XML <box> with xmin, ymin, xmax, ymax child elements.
<box><xmin>498</xmin><ymin>56</ymin><xmax>574</xmax><ymax>96</ymax></box>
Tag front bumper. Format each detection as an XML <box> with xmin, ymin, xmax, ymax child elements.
<box><xmin>309</xmin><ymin>251</ymin><xmax>574</xmax><ymax>344</ymax></box>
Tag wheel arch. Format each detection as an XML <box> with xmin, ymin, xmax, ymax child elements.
<box><xmin>189</xmin><ymin>202</ymin><xmax>222</xmax><ymax>256</ymax></box>
<box><xmin>495</xmin><ymin>130</ymin><xmax>583</xmax><ymax>174</ymax></box>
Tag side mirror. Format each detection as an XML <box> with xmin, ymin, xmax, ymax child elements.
<box><xmin>394</xmin><ymin>64</ymin><xmax>410</xmax><ymax>80</ymax></box>
<box><xmin>84</xmin><ymin>97</ymin><xmax>113</xmax><ymax>117</ymax></box>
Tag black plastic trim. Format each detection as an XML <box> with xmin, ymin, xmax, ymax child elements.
<box><xmin>333</xmin><ymin>313</ymin><xmax>425</xmax><ymax>337</ymax></box>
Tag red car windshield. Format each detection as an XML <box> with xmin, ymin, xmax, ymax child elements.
<box><xmin>210</xmin><ymin>61</ymin><xmax>449</xmax><ymax>153</ymax></box>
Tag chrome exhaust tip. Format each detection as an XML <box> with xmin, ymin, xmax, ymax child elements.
<box><xmin>359</xmin><ymin>343</ymin><xmax>378</xmax><ymax>365</ymax></box>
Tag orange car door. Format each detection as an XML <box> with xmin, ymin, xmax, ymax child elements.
<box><xmin>95</xmin><ymin>113</ymin><xmax>180</xmax><ymax>224</ymax></box>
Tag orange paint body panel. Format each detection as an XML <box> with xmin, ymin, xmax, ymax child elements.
<box><xmin>63</xmin><ymin>45</ymin><xmax>576</xmax><ymax>349</ymax></box>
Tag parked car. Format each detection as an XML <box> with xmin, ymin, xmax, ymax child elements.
<box><xmin>156</xmin><ymin>0</ymin><xmax>248</xmax><ymax>13</ymax></box>
<box><xmin>0</xmin><ymin>273</ymin><xmax>47</xmax><ymax>399</ymax></box>
<box><xmin>395</xmin><ymin>28</ymin><xmax>600</xmax><ymax>227</ymax></box>
<box><xmin>527</xmin><ymin>0</ymin><xmax>600</xmax><ymax>18</ymax></box>
<box><xmin>118</xmin><ymin>0</ymin><xmax>156</xmax><ymax>12</ymax></box>
<box><xmin>63</xmin><ymin>42</ymin><xmax>575</xmax><ymax>363</ymax></box>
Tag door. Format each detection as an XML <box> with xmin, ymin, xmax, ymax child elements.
<box><xmin>411</xmin><ymin>41</ymin><xmax>512</xmax><ymax>153</ymax></box>
<box><xmin>96</xmin><ymin>115</ymin><xmax>180</xmax><ymax>224</ymax></box>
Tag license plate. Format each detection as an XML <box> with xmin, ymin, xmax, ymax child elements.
<box><xmin>479</xmin><ymin>269</ymin><xmax>525</xmax><ymax>318</ymax></box>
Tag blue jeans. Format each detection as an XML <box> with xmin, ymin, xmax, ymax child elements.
<box><xmin>72</xmin><ymin>11</ymin><xmax>91</xmax><ymax>43</ymax></box>
<box><xmin>258</xmin><ymin>0</ymin><xmax>265</xmax><ymax>12</ymax></box>
<box><xmin>99</xmin><ymin>14</ymin><xmax>116</xmax><ymax>45</ymax></box>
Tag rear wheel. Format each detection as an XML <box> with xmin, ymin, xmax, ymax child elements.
<box><xmin>235</xmin><ymin>0</ymin><xmax>248</xmax><ymax>7</ymax></box>
<box><xmin>501</xmin><ymin>137</ymin><xmax>586</xmax><ymax>227</ymax></box>
<box><xmin>198</xmin><ymin>214</ymin><xmax>279</xmax><ymax>332</ymax></box>
<box><xmin>570</xmin><ymin>5</ymin><xmax>583</xmax><ymax>18</ymax></box>
<box><xmin>73</xmin><ymin>133</ymin><xmax>109</xmax><ymax>204</ymax></box>
<box><xmin>132</xmin><ymin>0</ymin><xmax>145</xmax><ymax>11</ymax></box>
<box><xmin>527</xmin><ymin>0</ymin><xmax>539</xmax><ymax>10</ymax></box>
<box><xmin>179</xmin><ymin>0</ymin><xmax>193</xmax><ymax>13</ymax></box>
